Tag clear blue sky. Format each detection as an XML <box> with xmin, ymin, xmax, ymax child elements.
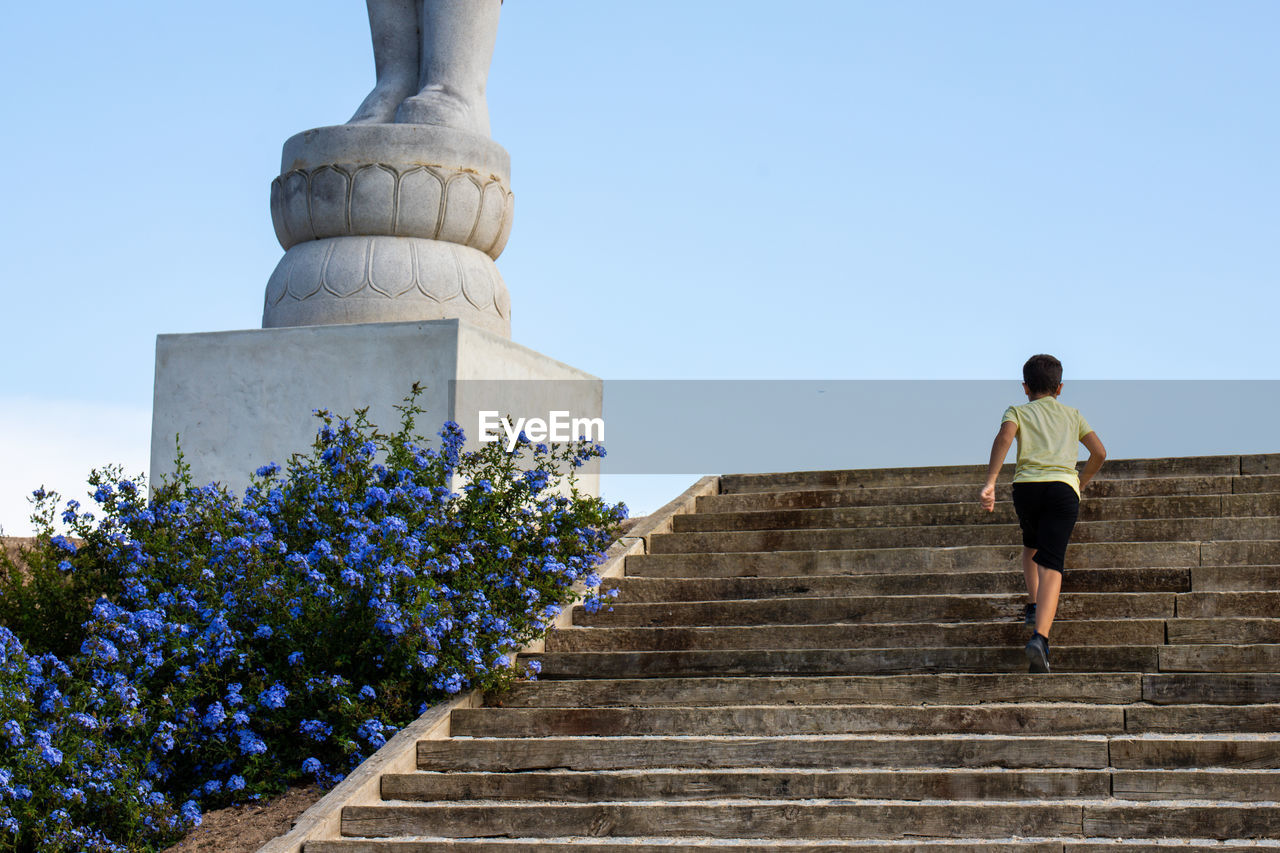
<box><xmin>1</xmin><ymin>1</ymin><xmax>1277</xmax><ymax>530</ymax></box>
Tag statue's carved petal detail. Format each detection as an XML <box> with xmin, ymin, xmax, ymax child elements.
<box><xmin>495</xmin><ymin>273</ymin><xmax>511</xmax><ymax>319</ymax></box>
<box><xmin>264</xmin><ymin>256</ymin><xmax>289</xmax><ymax>307</ymax></box>
<box><xmin>269</xmin><ymin>178</ymin><xmax>291</xmax><ymax>250</ymax></box>
<box><xmin>460</xmin><ymin>246</ymin><xmax>494</xmax><ymax>310</ymax></box>
<box><xmin>287</xmin><ymin>243</ymin><xmax>328</xmax><ymax>300</ymax></box>
<box><xmin>488</xmin><ymin>188</ymin><xmax>514</xmax><ymax>259</ymax></box>
<box><xmin>368</xmin><ymin>239</ymin><xmax>415</xmax><ymax>297</ymax></box>
<box><xmin>416</xmin><ymin>241</ymin><xmax>462</xmax><ymax>303</ymax></box>
<box><xmin>309</xmin><ymin>167</ymin><xmax>351</xmax><ymax>239</ymax></box>
<box><xmin>397</xmin><ymin>167</ymin><xmax>445</xmax><ymax>239</ymax></box>
<box><xmin>437</xmin><ymin>174</ymin><xmax>484</xmax><ymax>245</ymax></box>
<box><xmin>321</xmin><ymin>239</ymin><xmax>369</xmax><ymax>298</ymax></box>
<box><xmin>281</xmin><ymin>172</ymin><xmax>315</xmax><ymax>244</ymax></box>
<box><xmin>471</xmin><ymin>181</ymin><xmax>507</xmax><ymax>257</ymax></box>
<box><xmin>350</xmin><ymin>165</ymin><xmax>398</xmax><ymax>236</ymax></box>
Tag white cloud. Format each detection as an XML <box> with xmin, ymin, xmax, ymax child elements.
<box><xmin>0</xmin><ymin>398</ymin><xmax>151</xmax><ymax>536</ymax></box>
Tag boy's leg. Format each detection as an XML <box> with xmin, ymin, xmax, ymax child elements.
<box><xmin>1011</xmin><ymin>484</ymin><xmax>1040</xmax><ymax>623</ymax></box>
<box><xmin>1022</xmin><ymin>547</ymin><xmax>1039</xmax><ymax>604</ymax></box>
<box><xmin>1033</xmin><ymin>564</ymin><xmax>1063</xmax><ymax>638</ymax></box>
<box><xmin>1029</xmin><ymin>483</ymin><xmax>1079</xmax><ymax>640</ymax></box>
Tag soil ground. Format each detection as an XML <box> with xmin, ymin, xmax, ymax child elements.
<box><xmin>163</xmin><ymin>786</ymin><xmax>325</xmax><ymax>852</ymax></box>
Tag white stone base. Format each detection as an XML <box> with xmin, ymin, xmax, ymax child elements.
<box><xmin>150</xmin><ymin>319</ymin><xmax>600</xmax><ymax>496</ymax></box>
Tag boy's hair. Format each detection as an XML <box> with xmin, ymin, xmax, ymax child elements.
<box><xmin>1023</xmin><ymin>354</ymin><xmax>1063</xmax><ymax>395</ymax></box>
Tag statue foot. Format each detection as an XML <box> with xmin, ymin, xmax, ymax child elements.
<box><xmin>394</xmin><ymin>86</ymin><xmax>490</xmax><ymax>137</ymax></box>
<box><xmin>348</xmin><ymin>75</ymin><xmax>418</xmax><ymax>125</ymax></box>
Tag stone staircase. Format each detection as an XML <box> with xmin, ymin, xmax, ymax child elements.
<box><xmin>310</xmin><ymin>453</ymin><xmax>1280</xmax><ymax>850</ymax></box>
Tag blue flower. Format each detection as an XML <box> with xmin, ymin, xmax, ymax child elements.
<box><xmin>238</xmin><ymin>729</ymin><xmax>267</xmax><ymax>756</ymax></box>
<box><xmin>260</xmin><ymin>682</ymin><xmax>289</xmax><ymax>710</ymax></box>
<box><xmin>32</xmin><ymin>730</ymin><xmax>62</xmax><ymax>767</ymax></box>
<box><xmin>49</xmin><ymin>535</ymin><xmax>77</xmax><ymax>553</ymax></box>
<box><xmin>201</xmin><ymin>702</ymin><xmax>227</xmax><ymax>729</ymax></box>
<box><xmin>180</xmin><ymin>800</ymin><xmax>202</xmax><ymax>826</ymax></box>
<box><xmin>153</xmin><ymin>722</ymin><xmax>176</xmax><ymax>753</ymax></box>
<box><xmin>299</xmin><ymin>719</ymin><xmax>332</xmax><ymax>741</ymax></box>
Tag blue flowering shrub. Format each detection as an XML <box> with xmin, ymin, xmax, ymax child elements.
<box><xmin>0</xmin><ymin>390</ymin><xmax>624</xmax><ymax>851</ymax></box>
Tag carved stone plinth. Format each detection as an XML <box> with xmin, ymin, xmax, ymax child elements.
<box><xmin>263</xmin><ymin>124</ymin><xmax>513</xmax><ymax>336</ymax></box>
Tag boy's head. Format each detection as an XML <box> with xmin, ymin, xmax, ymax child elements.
<box><xmin>1023</xmin><ymin>354</ymin><xmax>1063</xmax><ymax>396</ymax></box>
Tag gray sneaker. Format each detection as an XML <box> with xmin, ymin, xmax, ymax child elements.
<box><xmin>1025</xmin><ymin>633</ymin><xmax>1050</xmax><ymax>674</ymax></box>
<box><xmin>1023</xmin><ymin>603</ymin><xmax>1037</xmax><ymax>626</ymax></box>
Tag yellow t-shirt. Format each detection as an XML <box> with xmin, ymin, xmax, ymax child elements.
<box><xmin>1001</xmin><ymin>395</ymin><xmax>1094</xmax><ymax>497</ymax></box>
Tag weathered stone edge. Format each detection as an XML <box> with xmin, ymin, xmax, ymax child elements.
<box><xmin>256</xmin><ymin>474</ymin><xmax>720</xmax><ymax>852</ymax></box>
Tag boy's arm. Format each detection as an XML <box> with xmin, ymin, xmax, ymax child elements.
<box><xmin>1079</xmin><ymin>431</ymin><xmax>1107</xmax><ymax>492</ymax></box>
<box><xmin>980</xmin><ymin>421</ymin><xmax>1018</xmax><ymax>512</ymax></box>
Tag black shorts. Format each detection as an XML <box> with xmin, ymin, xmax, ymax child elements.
<box><xmin>1011</xmin><ymin>481</ymin><xmax>1080</xmax><ymax>573</ymax></box>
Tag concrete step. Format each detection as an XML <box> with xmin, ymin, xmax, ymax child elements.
<box><xmin>697</xmin><ymin>475</ymin><xmax>1247</xmax><ymax>514</ymax></box>
<box><xmin>1124</xmin><ymin>703</ymin><xmax>1280</xmax><ymax>733</ymax></box>
<box><xmin>1078</xmin><ymin>803</ymin><xmax>1280</xmax><ymax>838</ymax></box>
<box><xmin>605</xmin><ymin>568</ymin><xmax>1191</xmax><ymax>601</ymax></box>
<box><xmin>1235</xmin><ymin>473</ymin><xmax>1280</xmax><ymax>493</ymax></box>
<box><xmin>448</xmin><ymin>703</ymin><xmax>1129</xmax><ymax>737</ymax></box>
<box><xmin>1110</xmin><ymin>768</ymin><xmax>1280</xmax><ymax>800</ymax></box>
<box><xmin>451</xmin><ymin>703</ymin><xmax>1280</xmax><ymax>738</ymax></box>
<box><xmin>1143</xmin><ymin>672</ymin><xmax>1280</xmax><ymax>704</ymax></box>
<box><xmin>1177</xmin><ymin>591</ymin><xmax>1280</xmax><ymax>617</ymax></box>
<box><xmin>718</xmin><ymin>454</ymin><xmax>1278</xmax><ymax>494</ymax></box>
<box><xmin>719</xmin><ymin>455</ymin><xmax>1275</xmax><ymax>495</ymax></box>
<box><xmin>1111</xmin><ymin>733</ymin><xmax>1280</xmax><ymax>768</ymax></box>
<box><xmin>1159</xmin><ymin>643</ymin><xmax>1280</xmax><ymax>672</ymax></box>
<box><xmin>1167</xmin><ymin>618</ymin><xmax>1280</xmax><ymax>644</ymax></box>
<box><xmin>1201</xmin><ymin>539</ymin><xmax>1280</xmax><ymax>566</ymax></box>
<box><xmin>1193</xmin><ymin>565</ymin><xmax>1280</xmax><ymax>591</ymax></box>
<box><xmin>648</xmin><ymin>518</ymin><xmax>1280</xmax><ymax>555</ymax></box>
<box><xmin>417</xmin><ymin>734</ymin><xmax>1115</xmax><ymax>771</ymax></box>
<box><xmin>525</xmin><ymin>645</ymin><xmax>1161</xmax><ymax>678</ymax></box>
<box><xmin>574</xmin><ymin>592</ymin><xmax>1177</xmax><ymax>628</ymax></box>
<box><xmin>380</xmin><ymin>767</ymin><xmax>1113</xmax><ymax>802</ymax></box>
<box><xmin>673</xmin><ymin>494</ymin><xmax>1280</xmax><ymax>534</ymax></box>
<box><xmin>545</xmin><ymin>620</ymin><xmax>1166</xmax><ymax>653</ymax></box>
<box><xmin>417</xmin><ymin>732</ymin><xmax>1280</xmax><ymax>773</ymax></box>
<box><xmin>625</xmin><ymin>542</ymin><xmax>1207</xmax><ymax>578</ymax></box>
<box><xmin>492</xmin><ymin>672</ymin><xmax>1280</xmax><ymax>708</ymax></box>
<box><xmin>489</xmin><ymin>673</ymin><xmax>1144</xmax><ymax>708</ymax></box>
<box><xmin>339</xmin><ymin>800</ymin><xmax>1280</xmax><ymax>841</ymax></box>
<box><xmin>376</xmin><ymin>768</ymin><xmax>1280</xmax><ymax>803</ymax></box>
<box><xmin>303</xmin><ymin>840</ymin><xmax>1078</xmax><ymax>853</ymax></box>
<box><xmin>310</xmin><ymin>841</ymin><xmax>1272</xmax><ymax>853</ymax></box>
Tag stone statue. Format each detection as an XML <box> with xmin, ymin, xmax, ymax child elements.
<box><xmin>262</xmin><ymin>0</ymin><xmax>513</xmax><ymax>335</ymax></box>
<box><xmin>349</xmin><ymin>0</ymin><xmax>501</xmax><ymax>137</ymax></box>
